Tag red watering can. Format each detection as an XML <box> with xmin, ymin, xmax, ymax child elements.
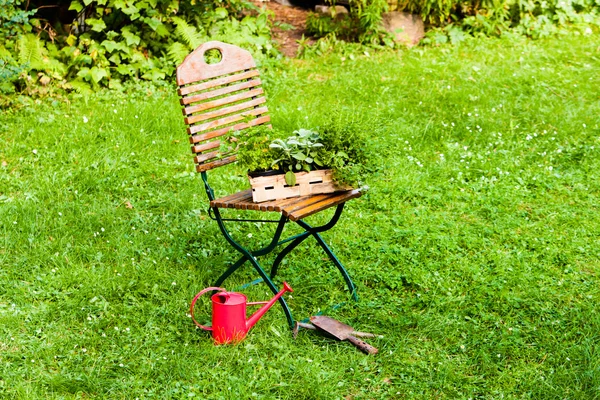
<box><xmin>190</xmin><ymin>282</ymin><xmax>293</xmax><ymax>344</ymax></box>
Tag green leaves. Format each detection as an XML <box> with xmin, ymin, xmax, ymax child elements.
<box><xmin>77</xmin><ymin>66</ymin><xmax>109</xmax><ymax>83</ymax></box>
<box><xmin>86</xmin><ymin>18</ymin><xmax>107</xmax><ymax>32</ymax></box>
<box><xmin>1</xmin><ymin>0</ymin><xmax>277</xmax><ymax>93</ymax></box>
<box><xmin>285</xmin><ymin>170</ymin><xmax>296</xmax><ymax>186</ymax></box>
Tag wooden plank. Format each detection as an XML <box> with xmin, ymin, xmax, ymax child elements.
<box><xmin>196</xmin><ymin>155</ymin><xmax>237</xmax><ymax>172</ymax></box>
<box><xmin>179</xmin><ymin>70</ymin><xmax>260</xmax><ymax>96</ymax></box>
<box><xmin>194</xmin><ymin>150</ymin><xmax>220</xmax><ymax>164</ymax></box>
<box><xmin>249</xmin><ymin>170</ymin><xmax>350</xmax><ymax>203</ymax></box>
<box><xmin>279</xmin><ymin>194</ymin><xmax>332</xmax><ymax>214</ymax></box>
<box><xmin>177</xmin><ymin>41</ymin><xmax>256</xmax><ymax>85</ymax></box>
<box><xmin>188</xmin><ymin>107</ymin><xmax>269</xmax><ymax>135</ymax></box>
<box><xmin>183</xmin><ymin>88</ymin><xmax>264</xmax><ymax>116</ymax></box>
<box><xmin>286</xmin><ymin>190</ymin><xmax>362</xmax><ymax>221</ymax></box>
<box><xmin>180</xmin><ymin>79</ymin><xmax>261</xmax><ymax>107</ymax></box>
<box><xmin>189</xmin><ymin>115</ymin><xmax>270</xmax><ymax>143</ymax></box>
<box><xmin>191</xmin><ymin>140</ymin><xmax>220</xmax><ymax>154</ymax></box>
<box><xmin>184</xmin><ymin>97</ymin><xmax>266</xmax><ymax>125</ymax></box>
<box><xmin>210</xmin><ymin>189</ymin><xmax>253</xmax><ymax>208</ymax></box>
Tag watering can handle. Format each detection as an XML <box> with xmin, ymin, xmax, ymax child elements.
<box><xmin>190</xmin><ymin>287</ymin><xmax>226</xmax><ymax>331</ymax></box>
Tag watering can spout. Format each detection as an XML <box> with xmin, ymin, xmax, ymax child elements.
<box><xmin>246</xmin><ymin>282</ymin><xmax>293</xmax><ymax>330</ymax></box>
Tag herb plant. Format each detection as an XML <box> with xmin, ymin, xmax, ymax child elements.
<box><xmin>270</xmin><ymin>129</ymin><xmax>325</xmax><ymax>186</ymax></box>
<box><xmin>228</xmin><ymin>124</ymin><xmax>274</xmax><ymax>174</ymax></box>
<box><xmin>233</xmin><ymin>115</ymin><xmax>377</xmax><ymax>188</ymax></box>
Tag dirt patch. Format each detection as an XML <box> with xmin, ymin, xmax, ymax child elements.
<box><xmin>251</xmin><ymin>0</ymin><xmax>313</xmax><ymax>58</ymax></box>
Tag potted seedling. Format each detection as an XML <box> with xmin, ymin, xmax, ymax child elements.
<box><xmin>229</xmin><ymin>115</ymin><xmax>375</xmax><ymax>203</ymax></box>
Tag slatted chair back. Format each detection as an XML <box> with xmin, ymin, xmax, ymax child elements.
<box><xmin>176</xmin><ymin>41</ymin><xmax>271</xmax><ymax>173</ymax></box>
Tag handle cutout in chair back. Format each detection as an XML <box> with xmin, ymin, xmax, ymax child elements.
<box><xmin>204</xmin><ymin>48</ymin><xmax>222</xmax><ymax>65</ymax></box>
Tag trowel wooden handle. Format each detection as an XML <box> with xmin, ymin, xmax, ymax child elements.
<box><xmin>346</xmin><ymin>335</ymin><xmax>378</xmax><ymax>355</ymax></box>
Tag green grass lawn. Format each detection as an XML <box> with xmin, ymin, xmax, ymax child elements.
<box><xmin>1</xmin><ymin>34</ymin><xmax>599</xmax><ymax>399</ymax></box>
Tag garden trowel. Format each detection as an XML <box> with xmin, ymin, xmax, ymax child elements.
<box><xmin>309</xmin><ymin>316</ymin><xmax>379</xmax><ymax>355</ymax></box>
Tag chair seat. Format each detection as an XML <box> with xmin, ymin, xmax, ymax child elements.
<box><xmin>210</xmin><ymin>189</ymin><xmax>363</xmax><ymax>222</ymax></box>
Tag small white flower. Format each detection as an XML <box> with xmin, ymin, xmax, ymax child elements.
<box><xmin>113</xmin><ymin>109</ymin><xmax>118</xmax><ymax>114</ymax></box>
<box><xmin>172</xmin><ymin>282</ymin><xmax>177</xmax><ymax>286</ymax></box>
<box><xmin>32</xmin><ymin>149</ymin><xmax>38</xmax><ymax>155</ymax></box>
<box><xmin>247</xmin><ymin>233</ymin><xmax>253</xmax><ymax>238</ymax></box>
<box><xmin>83</xmin><ymin>116</ymin><xmax>89</xmax><ymax>123</ymax></box>
<box><xmin>120</xmin><ymin>363</ymin><xmax>124</xmax><ymax>367</ymax></box>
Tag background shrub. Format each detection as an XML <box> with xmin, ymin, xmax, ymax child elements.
<box><xmin>0</xmin><ymin>0</ymin><xmax>276</xmax><ymax>95</ymax></box>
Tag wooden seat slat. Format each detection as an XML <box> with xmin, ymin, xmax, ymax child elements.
<box><xmin>287</xmin><ymin>190</ymin><xmax>362</xmax><ymax>221</ymax></box>
<box><xmin>185</xmin><ymin>97</ymin><xmax>266</xmax><ymax>125</ymax></box>
<box><xmin>188</xmin><ymin>107</ymin><xmax>269</xmax><ymax>135</ymax></box>
<box><xmin>209</xmin><ymin>189</ymin><xmax>363</xmax><ymax>221</ymax></box>
<box><xmin>189</xmin><ymin>115</ymin><xmax>270</xmax><ymax>143</ymax></box>
<box><xmin>277</xmin><ymin>194</ymin><xmax>332</xmax><ymax>214</ymax></box>
<box><xmin>210</xmin><ymin>190</ymin><xmax>253</xmax><ymax>208</ymax></box>
<box><xmin>181</xmin><ymin>79</ymin><xmax>262</xmax><ymax>107</ymax></box>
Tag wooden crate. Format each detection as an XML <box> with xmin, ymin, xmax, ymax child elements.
<box><xmin>249</xmin><ymin>169</ymin><xmax>351</xmax><ymax>203</ymax></box>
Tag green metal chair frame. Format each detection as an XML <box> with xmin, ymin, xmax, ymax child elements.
<box><xmin>177</xmin><ymin>41</ymin><xmax>362</xmax><ymax>329</ymax></box>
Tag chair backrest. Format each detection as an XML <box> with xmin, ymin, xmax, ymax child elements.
<box><xmin>176</xmin><ymin>41</ymin><xmax>270</xmax><ymax>173</ymax></box>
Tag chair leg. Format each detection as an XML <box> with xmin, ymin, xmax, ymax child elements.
<box><xmin>215</xmin><ymin>255</ymin><xmax>248</xmax><ymax>288</ymax></box>
<box><xmin>295</xmin><ymin>209</ymin><xmax>358</xmax><ymax>301</ymax></box>
<box><xmin>211</xmin><ymin>207</ymin><xmax>295</xmax><ymax>329</ymax></box>
<box><xmin>270</xmin><ymin>233</ymin><xmax>310</xmax><ymax>279</ymax></box>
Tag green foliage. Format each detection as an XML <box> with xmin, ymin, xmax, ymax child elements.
<box><xmin>317</xmin><ymin>112</ymin><xmax>379</xmax><ymax>188</ymax></box>
<box><xmin>230</xmin><ymin>124</ymin><xmax>277</xmax><ymax>174</ymax></box>
<box><xmin>410</xmin><ymin>0</ymin><xmax>600</xmax><ymax>41</ymax></box>
<box><xmin>0</xmin><ymin>0</ymin><xmax>277</xmax><ymax>96</ymax></box>
<box><xmin>235</xmin><ymin>120</ymin><xmax>376</xmax><ymax>188</ymax></box>
<box><xmin>306</xmin><ymin>0</ymin><xmax>393</xmax><ymax>46</ymax></box>
<box><xmin>303</xmin><ymin>0</ymin><xmax>599</xmax><ymax>52</ymax></box>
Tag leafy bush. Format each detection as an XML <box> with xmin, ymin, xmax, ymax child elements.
<box><xmin>306</xmin><ymin>0</ymin><xmax>394</xmax><ymax>46</ymax></box>
<box><xmin>0</xmin><ymin>0</ymin><xmax>277</xmax><ymax>96</ymax></box>
<box><xmin>304</xmin><ymin>0</ymin><xmax>599</xmax><ymax>50</ymax></box>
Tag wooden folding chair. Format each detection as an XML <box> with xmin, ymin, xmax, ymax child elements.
<box><xmin>176</xmin><ymin>41</ymin><xmax>363</xmax><ymax>329</ymax></box>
